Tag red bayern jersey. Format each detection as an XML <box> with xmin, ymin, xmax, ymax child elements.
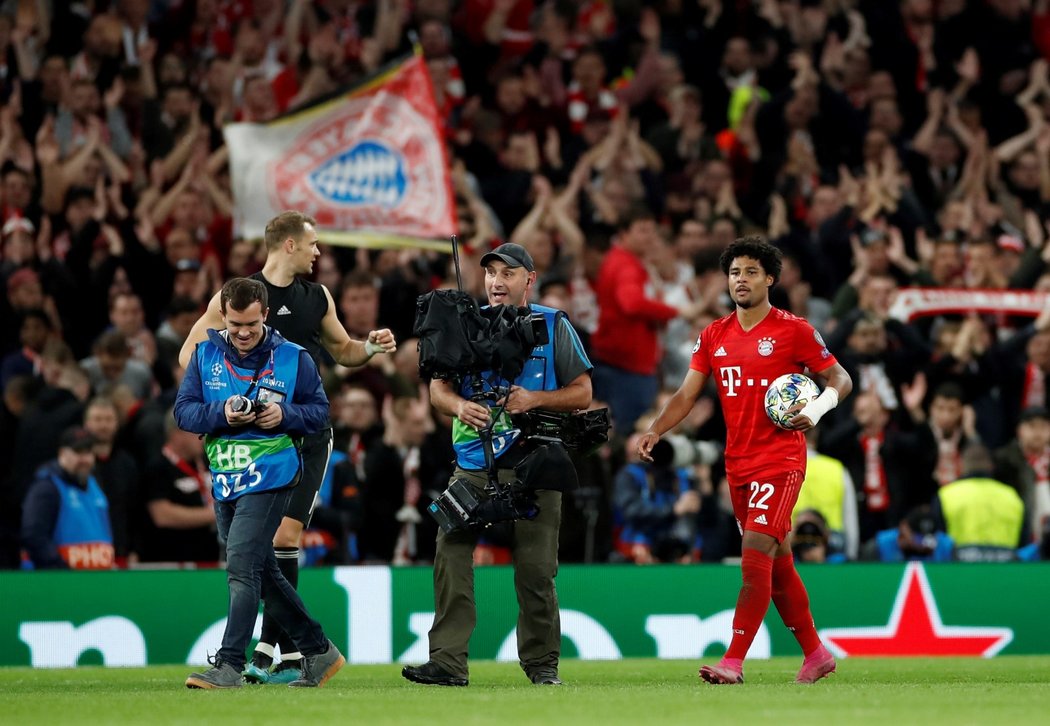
<box><xmin>690</xmin><ymin>307</ymin><xmax>837</xmax><ymax>482</ymax></box>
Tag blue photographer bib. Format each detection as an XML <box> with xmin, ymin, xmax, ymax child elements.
<box><xmin>196</xmin><ymin>341</ymin><xmax>303</xmax><ymax>501</ymax></box>
<box><xmin>51</xmin><ymin>473</ymin><xmax>114</xmax><ymax>570</ymax></box>
<box><xmin>452</xmin><ymin>304</ymin><xmax>560</xmax><ymax>470</ymax></box>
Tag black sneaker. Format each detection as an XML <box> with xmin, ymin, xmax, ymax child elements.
<box><xmin>402</xmin><ymin>661</ymin><xmax>468</xmax><ymax>687</ymax></box>
<box><xmin>186</xmin><ymin>655</ymin><xmax>244</xmax><ymax>689</ymax></box>
<box><xmin>288</xmin><ymin>640</ymin><xmax>345</xmax><ymax>688</ymax></box>
<box><xmin>529</xmin><ymin>667</ymin><xmax>562</xmax><ymax>686</ymax></box>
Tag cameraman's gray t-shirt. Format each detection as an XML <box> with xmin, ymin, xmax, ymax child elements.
<box><xmin>553</xmin><ymin>315</ymin><xmax>593</xmax><ymax>385</ymax></box>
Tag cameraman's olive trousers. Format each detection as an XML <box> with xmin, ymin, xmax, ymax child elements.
<box><xmin>428</xmin><ymin>466</ymin><xmax>563</xmax><ymax>680</ymax></box>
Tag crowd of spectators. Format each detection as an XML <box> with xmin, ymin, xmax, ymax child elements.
<box><xmin>3</xmin><ymin>0</ymin><xmax>1050</xmax><ymax>570</ymax></box>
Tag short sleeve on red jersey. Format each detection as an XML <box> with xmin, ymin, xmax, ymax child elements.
<box><xmin>689</xmin><ymin>328</ymin><xmax>711</xmax><ymax>374</ymax></box>
<box><xmin>795</xmin><ymin>319</ymin><xmax>837</xmax><ymax>373</ymax></box>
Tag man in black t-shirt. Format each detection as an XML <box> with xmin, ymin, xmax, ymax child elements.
<box><xmin>139</xmin><ymin>412</ymin><xmax>217</xmax><ymax>563</ymax></box>
<box><xmin>178</xmin><ymin>211</ymin><xmax>396</xmax><ymax>683</ymax></box>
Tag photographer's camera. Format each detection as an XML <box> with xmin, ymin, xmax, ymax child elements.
<box><xmin>230</xmin><ymin>395</ymin><xmax>266</xmax><ymax>415</ymax></box>
<box><xmin>649</xmin><ymin>434</ymin><xmax>721</xmax><ymax>469</ymax></box>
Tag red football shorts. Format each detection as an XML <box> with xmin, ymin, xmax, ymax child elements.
<box><xmin>728</xmin><ymin>469</ymin><xmax>804</xmax><ymax>542</ymax></box>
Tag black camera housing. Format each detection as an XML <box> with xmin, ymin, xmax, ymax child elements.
<box><xmin>514</xmin><ymin>408</ymin><xmax>611</xmax><ymax>456</ymax></box>
<box><xmin>230</xmin><ymin>395</ymin><xmax>267</xmax><ymax>415</ymax></box>
<box><xmin>415</xmin><ymin>290</ymin><xmax>549</xmax><ymax>382</ymax></box>
<box><xmin>428</xmin><ymin>478</ymin><xmax>538</xmax><ymax>533</ymax></box>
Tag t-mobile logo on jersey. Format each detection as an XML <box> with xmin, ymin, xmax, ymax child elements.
<box><xmin>719</xmin><ymin>366</ymin><xmax>771</xmax><ymax>396</ymax></box>
<box><xmin>720</xmin><ymin>366</ymin><xmax>741</xmax><ymax>396</ymax></box>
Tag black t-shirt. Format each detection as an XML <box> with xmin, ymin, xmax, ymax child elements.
<box><xmin>251</xmin><ymin>272</ymin><xmax>330</xmax><ymax>367</ymax></box>
<box><xmin>139</xmin><ymin>453</ymin><xmax>219</xmax><ymax>564</ymax></box>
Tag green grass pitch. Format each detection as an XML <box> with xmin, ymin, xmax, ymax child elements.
<box><xmin>2</xmin><ymin>657</ymin><xmax>1049</xmax><ymax>725</ymax></box>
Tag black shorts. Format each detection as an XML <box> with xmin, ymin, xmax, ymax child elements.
<box><xmin>286</xmin><ymin>427</ymin><xmax>334</xmax><ymax>526</ymax></box>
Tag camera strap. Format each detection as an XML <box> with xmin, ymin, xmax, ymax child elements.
<box><xmin>228</xmin><ymin>350</ymin><xmax>271</xmax><ymax>399</ymax></box>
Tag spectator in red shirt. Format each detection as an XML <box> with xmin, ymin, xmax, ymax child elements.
<box><xmin>590</xmin><ymin>205</ymin><xmax>680</xmax><ymax>435</ymax></box>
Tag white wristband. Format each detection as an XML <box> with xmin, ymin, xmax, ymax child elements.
<box><xmin>799</xmin><ymin>387</ymin><xmax>839</xmax><ymax>426</ymax></box>
<box><xmin>364</xmin><ymin>340</ymin><xmax>383</xmax><ymax>357</ymax></box>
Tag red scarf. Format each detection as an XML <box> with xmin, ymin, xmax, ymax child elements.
<box><xmin>861</xmin><ymin>432</ymin><xmax>889</xmax><ymax>512</ymax></box>
<box><xmin>1023</xmin><ymin>362</ymin><xmax>1046</xmax><ymax>410</ymax></box>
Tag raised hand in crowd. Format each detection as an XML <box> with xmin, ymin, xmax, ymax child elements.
<box><xmin>885</xmin><ymin>226</ymin><xmax>919</xmax><ymax>278</ymax></box>
<box><xmin>33</xmin><ymin>115</ymin><xmax>60</xmax><ymax>166</ymax></box>
<box><xmin>698</xmin><ymin>0</ymin><xmax>722</xmax><ymax>29</ymax></box>
<box><xmin>713</xmin><ymin>178</ymin><xmax>741</xmax><ymax>221</ymax></box>
<box><xmin>951</xmin><ymin>48</ymin><xmax>981</xmax><ymax>102</ymax></box>
<box><xmin>819</xmin><ymin>32</ymin><xmax>846</xmax><ymax>89</ymax></box>
<box><xmin>766</xmin><ymin>193</ymin><xmax>790</xmax><ymax>240</ymax></box>
<box><xmin>901</xmin><ymin>371</ymin><xmax>928</xmax><ymax>423</ymax></box>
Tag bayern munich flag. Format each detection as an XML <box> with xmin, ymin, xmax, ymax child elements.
<box><xmin>224</xmin><ymin>54</ymin><xmax>456</xmax><ymax>250</ymax></box>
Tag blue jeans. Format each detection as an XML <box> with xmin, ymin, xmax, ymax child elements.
<box><xmin>592</xmin><ymin>363</ymin><xmax>659</xmax><ymax>437</ymax></box>
<box><xmin>214</xmin><ymin>488</ymin><xmax>327</xmax><ymax>669</ymax></box>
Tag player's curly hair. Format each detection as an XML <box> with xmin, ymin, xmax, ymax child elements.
<box><xmin>719</xmin><ymin>235</ymin><xmax>783</xmax><ymax>285</ymax></box>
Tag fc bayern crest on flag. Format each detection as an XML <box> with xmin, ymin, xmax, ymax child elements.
<box><xmin>268</xmin><ymin>92</ymin><xmax>446</xmax><ymax>233</ymax></box>
<box><xmin>225</xmin><ymin>54</ymin><xmax>455</xmax><ymax>248</ymax></box>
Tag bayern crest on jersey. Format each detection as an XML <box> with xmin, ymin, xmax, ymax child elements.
<box><xmin>757</xmin><ymin>337</ymin><xmax>775</xmax><ymax>356</ymax></box>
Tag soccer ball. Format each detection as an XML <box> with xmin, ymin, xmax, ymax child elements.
<box><xmin>764</xmin><ymin>373</ymin><xmax>821</xmax><ymax>429</ymax></box>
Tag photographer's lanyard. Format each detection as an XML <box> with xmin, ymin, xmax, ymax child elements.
<box><xmin>223</xmin><ymin>351</ymin><xmax>273</xmax><ymax>398</ymax></box>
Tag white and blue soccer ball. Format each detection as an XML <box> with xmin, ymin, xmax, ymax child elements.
<box><xmin>764</xmin><ymin>373</ymin><xmax>821</xmax><ymax>429</ymax></box>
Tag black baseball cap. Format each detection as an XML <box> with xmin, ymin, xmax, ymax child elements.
<box><xmin>1020</xmin><ymin>406</ymin><xmax>1050</xmax><ymax>424</ymax></box>
<box><xmin>479</xmin><ymin>242</ymin><xmax>535</xmax><ymax>273</ymax></box>
<box><xmin>58</xmin><ymin>426</ymin><xmax>97</xmax><ymax>453</ymax></box>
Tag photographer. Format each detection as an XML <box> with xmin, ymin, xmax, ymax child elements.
<box><xmin>402</xmin><ymin>243</ymin><xmax>593</xmax><ymax>688</ymax></box>
<box><xmin>174</xmin><ymin>278</ymin><xmax>343</xmax><ymax>689</ymax></box>
<box><xmin>614</xmin><ymin>433</ymin><xmax>703</xmax><ymax>564</ymax></box>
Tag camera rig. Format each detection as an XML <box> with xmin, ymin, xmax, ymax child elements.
<box><xmin>414</xmin><ymin>235</ymin><xmax>549</xmax><ymax>384</ymax></box>
<box><xmin>513</xmin><ymin>408</ymin><xmax>610</xmax><ymax>456</ymax></box>
<box><xmin>419</xmin><ymin>238</ymin><xmax>610</xmax><ymax>534</ymax></box>
<box><xmin>427</xmin><ymin>381</ymin><xmax>540</xmax><ymax>533</ymax></box>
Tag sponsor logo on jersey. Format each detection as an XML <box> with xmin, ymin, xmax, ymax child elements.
<box><xmin>754</xmin><ymin>514</ymin><xmax>768</xmax><ymax>525</ymax></box>
<box><xmin>277</xmin><ymin>305</ymin><xmax>292</xmax><ymax>315</ymax></box>
<box><xmin>714</xmin><ymin>346</ymin><xmax>727</xmax><ymax>357</ymax></box>
<box><xmin>757</xmin><ymin>337</ymin><xmax>775</xmax><ymax>356</ymax></box>
<box><xmin>174</xmin><ymin>477</ymin><xmax>201</xmax><ymax>495</ymax></box>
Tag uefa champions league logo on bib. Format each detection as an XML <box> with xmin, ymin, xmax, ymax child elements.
<box><xmin>211</xmin><ymin>362</ymin><xmax>223</xmax><ymax>377</ymax></box>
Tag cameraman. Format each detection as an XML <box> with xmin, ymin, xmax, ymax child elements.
<box><xmin>403</xmin><ymin>243</ymin><xmax>593</xmax><ymax>688</ymax></box>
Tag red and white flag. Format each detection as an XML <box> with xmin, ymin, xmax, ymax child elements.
<box><xmin>224</xmin><ymin>54</ymin><xmax>456</xmax><ymax>250</ymax></box>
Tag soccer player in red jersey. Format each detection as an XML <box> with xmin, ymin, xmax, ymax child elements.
<box><xmin>638</xmin><ymin>236</ymin><xmax>852</xmax><ymax>684</ymax></box>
